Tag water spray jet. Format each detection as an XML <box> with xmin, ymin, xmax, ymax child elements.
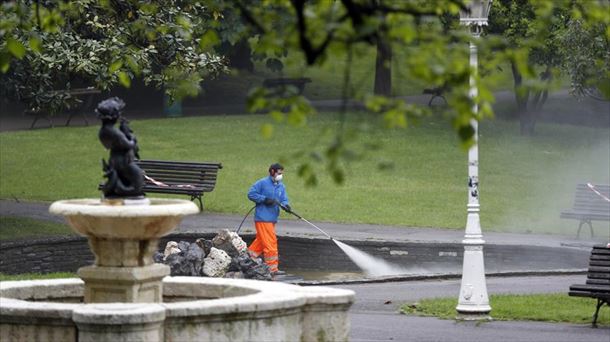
<box><xmin>283</xmin><ymin>206</ymin><xmax>407</xmax><ymax>277</ymax></box>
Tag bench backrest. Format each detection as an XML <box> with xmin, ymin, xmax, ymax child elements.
<box><xmin>571</xmin><ymin>184</ymin><xmax>610</xmax><ymax>214</ymax></box>
<box><xmin>137</xmin><ymin>159</ymin><xmax>222</xmax><ymax>192</ymax></box>
<box><xmin>587</xmin><ymin>246</ymin><xmax>610</xmax><ymax>286</ymax></box>
<box><xmin>263</xmin><ymin>78</ymin><xmax>312</xmax><ymax>86</ymax></box>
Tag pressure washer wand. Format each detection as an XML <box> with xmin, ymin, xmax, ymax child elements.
<box><xmin>282</xmin><ymin>206</ymin><xmax>333</xmax><ymax>240</ymax></box>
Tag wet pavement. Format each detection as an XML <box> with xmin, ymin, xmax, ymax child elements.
<box><xmin>1</xmin><ymin>89</ymin><xmax>609</xmax><ymax>340</ymax></box>
<box><xmin>1</xmin><ymin>199</ymin><xmax>608</xmax><ymax>341</ymax></box>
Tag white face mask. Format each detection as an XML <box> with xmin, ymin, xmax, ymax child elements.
<box><xmin>274</xmin><ymin>174</ymin><xmax>283</xmax><ymax>182</ymax></box>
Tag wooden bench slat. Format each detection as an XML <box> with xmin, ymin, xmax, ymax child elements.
<box><xmin>569</xmin><ymin>291</ymin><xmax>610</xmax><ymax>301</ymax></box>
<box><xmin>144</xmin><ymin>183</ymin><xmax>214</xmax><ymax>190</ymax></box>
<box><xmin>143</xmin><ymin>167</ymin><xmax>216</xmax><ymax>172</ymax></box>
<box><xmin>144</xmin><ymin>177</ymin><xmax>217</xmax><ymax>184</ymax></box>
<box><xmin>143</xmin><ymin>171</ymin><xmax>217</xmax><ymax>179</ymax></box>
<box><xmin>592</xmin><ymin>248</ymin><xmax>610</xmax><ymax>256</ymax></box>
<box><xmin>141</xmin><ymin>166</ymin><xmax>221</xmax><ymax>172</ymax></box>
<box><xmin>143</xmin><ymin>188</ymin><xmax>206</xmax><ymax>194</ymax></box>
<box><xmin>139</xmin><ymin>162</ymin><xmax>221</xmax><ymax>168</ymax></box>
<box><xmin>144</xmin><ymin>178</ymin><xmax>217</xmax><ymax>186</ymax></box>
<box><xmin>589</xmin><ymin>266</ymin><xmax>610</xmax><ymax>273</ymax></box>
<box><xmin>138</xmin><ymin>160</ymin><xmax>222</xmax><ymax>167</ymax></box>
<box><xmin>143</xmin><ymin>175</ymin><xmax>213</xmax><ymax>183</ymax></box>
<box><xmin>590</xmin><ymin>260</ymin><xmax>610</xmax><ymax>267</ymax></box>
<box><xmin>570</xmin><ymin>284</ymin><xmax>610</xmax><ymax>292</ymax></box>
<box><xmin>587</xmin><ymin>272</ymin><xmax>610</xmax><ymax>280</ymax></box>
<box><xmin>571</xmin><ymin>206</ymin><xmax>609</xmax><ymax>211</ymax></box>
<box><xmin>142</xmin><ymin>165</ymin><xmax>217</xmax><ymax>169</ymax></box>
<box><xmin>569</xmin><ymin>246</ymin><xmax>610</xmax><ymax>326</ymax></box>
<box><xmin>587</xmin><ymin>278</ymin><xmax>610</xmax><ymax>285</ymax></box>
<box><xmin>560</xmin><ymin>213</ymin><xmax>610</xmax><ymax>220</ymax></box>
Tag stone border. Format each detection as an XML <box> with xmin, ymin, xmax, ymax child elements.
<box><xmin>0</xmin><ymin>277</ymin><xmax>354</xmax><ymax>341</ymax></box>
<box><xmin>0</xmin><ymin>233</ymin><xmax>591</xmax><ymax>283</ymax></box>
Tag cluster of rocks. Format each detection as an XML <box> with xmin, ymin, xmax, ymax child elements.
<box><xmin>153</xmin><ymin>229</ymin><xmax>272</xmax><ymax>281</ymax></box>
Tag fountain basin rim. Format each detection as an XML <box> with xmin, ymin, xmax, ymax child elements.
<box><xmin>0</xmin><ymin>277</ymin><xmax>355</xmax><ymax>319</ymax></box>
<box><xmin>73</xmin><ymin>303</ymin><xmax>166</xmax><ymax>325</ymax></box>
<box><xmin>49</xmin><ymin>198</ymin><xmax>199</xmax><ymax>217</ymax></box>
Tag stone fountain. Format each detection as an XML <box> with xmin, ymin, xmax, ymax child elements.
<box><xmin>0</xmin><ymin>98</ymin><xmax>354</xmax><ymax>341</ymax></box>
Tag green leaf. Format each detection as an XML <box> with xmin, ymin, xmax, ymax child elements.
<box><xmin>176</xmin><ymin>15</ymin><xmax>191</xmax><ymax>29</ymax></box>
<box><xmin>124</xmin><ymin>56</ymin><xmax>140</xmax><ymax>75</ymax></box>
<box><xmin>265</xmin><ymin>58</ymin><xmax>283</xmax><ymax>72</ymax></box>
<box><xmin>458</xmin><ymin>124</ymin><xmax>475</xmax><ymax>145</ymax></box>
<box><xmin>7</xmin><ymin>38</ymin><xmax>26</xmax><ymax>59</ymax></box>
<box><xmin>270</xmin><ymin>110</ymin><xmax>284</xmax><ymax>122</ymax></box>
<box><xmin>261</xmin><ymin>123</ymin><xmax>274</xmax><ymax>139</ymax></box>
<box><xmin>118</xmin><ymin>71</ymin><xmax>131</xmax><ymax>87</ymax></box>
<box><xmin>109</xmin><ymin>60</ymin><xmax>123</xmax><ymax>73</ymax></box>
<box><xmin>28</xmin><ymin>37</ymin><xmax>42</xmax><ymax>53</ymax></box>
<box><xmin>199</xmin><ymin>30</ymin><xmax>220</xmax><ymax>51</ymax></box>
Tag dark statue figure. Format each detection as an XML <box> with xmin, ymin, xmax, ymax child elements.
<box><xmin>96</xmin><ymin>97</ymin><xmax>145</xmax><ymax>199</ymax></box>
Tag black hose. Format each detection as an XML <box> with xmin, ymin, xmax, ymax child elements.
<box><xmin>235</xmin><ymin>205</ymin><xmax>256</xmax><ymax>234</ymax></box>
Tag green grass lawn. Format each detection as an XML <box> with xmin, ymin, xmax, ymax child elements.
<box><xmin>0</xmin><ymin>216</ymin><xmax>74</xmax><ymax>240</ymax></box>
<box><xmin>401</xmin><ymin>293</ymin><xmax>610</xmax><ymax>325</ymax></box>
<box><xmin>0</xmin><ymin>112</ymin><xmax>608</xmax><ymax>234</ymax></box>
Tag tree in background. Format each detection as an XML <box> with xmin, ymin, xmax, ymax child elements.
<box><xmin>1</xmin><ymin>0</ymin><xmax>225</xmax><ymax>115</ymax></box>
<box><xmin>2</xmin><ymin>0</ymin><xmax>608</xmax><ymax>184</ymax></box>
<box><xmin>560</xmin><ymin>18</ymin><xmax>610</xmax><ymax>101</ymax></box>
<box><xmin>488</xmin><ymin>0</ymin><xmax>563</xmax><ymax>135</ymax></box>
<box><xmin>488</xmin><ymin>0</ymin><xmax>609</xmax><ymax>135</ymax></box>
<box><xmin>373</xmin><ymin>4</ymin><xmax>392</xmax><ymax>97</ymax></box>
<box><xmin>237</xmin><ymin>0</ymin><xmax>608</xmax><ymax>182</ymax></box>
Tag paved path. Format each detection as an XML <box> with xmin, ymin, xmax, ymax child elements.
<box><xmin>1</xmin><ymin>199</ymin><xmax>605</xmax><ymax>249</ymax></box>
<box><xmin>2</xmin><ymin>199</ymin><xmax>609</xmax><ymax>341</ymax></box>
<box><xmin>341</xmin><ymin>275</ymin><xmax>609</xmax><ymax>341</ymax></box>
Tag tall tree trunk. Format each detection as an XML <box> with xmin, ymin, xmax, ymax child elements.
<box><xmin>511</xmin><ymin>61</ymin><xmax>535</xmax><ymax>136</ymax></box>
<box><xmin>374</xmin><ymin>37</ymin><xmax>392</xmax><ymax>96</ymax></box>
<box><xmin>223</xmin><ymin>38</ymin><xmax>254</xmax><ymax>72</ymax></box>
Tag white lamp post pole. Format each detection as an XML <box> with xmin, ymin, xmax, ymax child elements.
<box><xmin>456</xmin><ymin>0</ymin><xmax>492</xmax><ymax>320</ymax></box>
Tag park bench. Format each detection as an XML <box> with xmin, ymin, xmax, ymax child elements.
<box><xmin>99</xmin><ymin>160</ymin><xmax>222</xmax><ymax>210</ymax></box>
<box><xmin>263</xmin><ymin>77</ymin><xmax>312</xmax><ymax>96</ymax></box>
<box><xmin>568</xmin><ymin>245</ymin><xmax>610</xmax><ymax>327</ymax></box>
<box><xmin>560</xmin><ymin>183</ymin><xmax>610</xmax><ymax>238</ymax></box>
<box><xmin>25</xmin><ymin>87</ymin><xmax>101</xmax><ymax>129</ymax></box>
<box><xmin>422</xmin><ymin>83</ymin><xmax>449</xmax><ymax>107</ymax></box>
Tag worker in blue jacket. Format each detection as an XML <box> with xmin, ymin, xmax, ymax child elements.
<box><xmin>247</xmin><ymin>163</ymin><xmax>291</xmax><ymax>275</ymax></box>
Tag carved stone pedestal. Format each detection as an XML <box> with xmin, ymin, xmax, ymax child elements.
<box><xmin>48</xmin><ymin>198</ymin><xmax>199</xmax><ymax>304</ymax></box>
<box><xmin>78</xmin><ymin>263</ymin><xmax>169</xmax><ymax>303</ymax></box>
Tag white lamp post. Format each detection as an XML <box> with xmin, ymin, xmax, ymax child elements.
<box><xmin>456</xmin><ymin>0</ymin><xmax>492</xmax><ymax>320</ymax></box>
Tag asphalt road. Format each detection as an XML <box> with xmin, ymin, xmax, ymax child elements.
<box><xmin>340</xmin><ymin>275</ymin><xmax>610</xmax><ymax>342</ymax></box>
<box><xmin>1</xmin><ymin>200</ymin><xmax>608</xmax><ymax>341</ymax></box>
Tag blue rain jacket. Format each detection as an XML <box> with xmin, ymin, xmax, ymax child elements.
<box><xmin>248</xmin><ymin>176</ymin><xmax>290</xmax><ymax>223</ymax></box>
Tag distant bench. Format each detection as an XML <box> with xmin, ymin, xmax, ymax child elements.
<box><xmin>560</xmin><ymin>183</ymin><xmax>610</xmax><ymax>238</ymax></box>
<box><xmin>99</xmin><ymin>160</ymin><xmax>222</xmax><ymax>210</ymax></box>
<box><xmin>568</xmin><ymin>245</ymin><xmax>610</xmax><ymax>327</ymax></box>
<box><xmin>263</xmin><ymin>77</ymin><xmax>312</xmax><ymax>96</ymax></box>
<box><xmin>422</xmin><ymin>83</ymin><xmax>449</xmax><ymax>107</ymax></box>
<box><xmin>25</xmin><ymin>87</ymin><xmax>101</xmax><ymax>129</ymax></box>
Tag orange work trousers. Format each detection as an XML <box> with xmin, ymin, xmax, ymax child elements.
<box><xmin>248</xmin><ymin>222</ymin><xmax>279</xmax><ymax>272</ymax></box>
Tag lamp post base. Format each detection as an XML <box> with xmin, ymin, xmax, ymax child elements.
<box><xmin>455</xmin><ymin>312</ymin><xmax>492</xmax><ymax>321</ymax></box>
